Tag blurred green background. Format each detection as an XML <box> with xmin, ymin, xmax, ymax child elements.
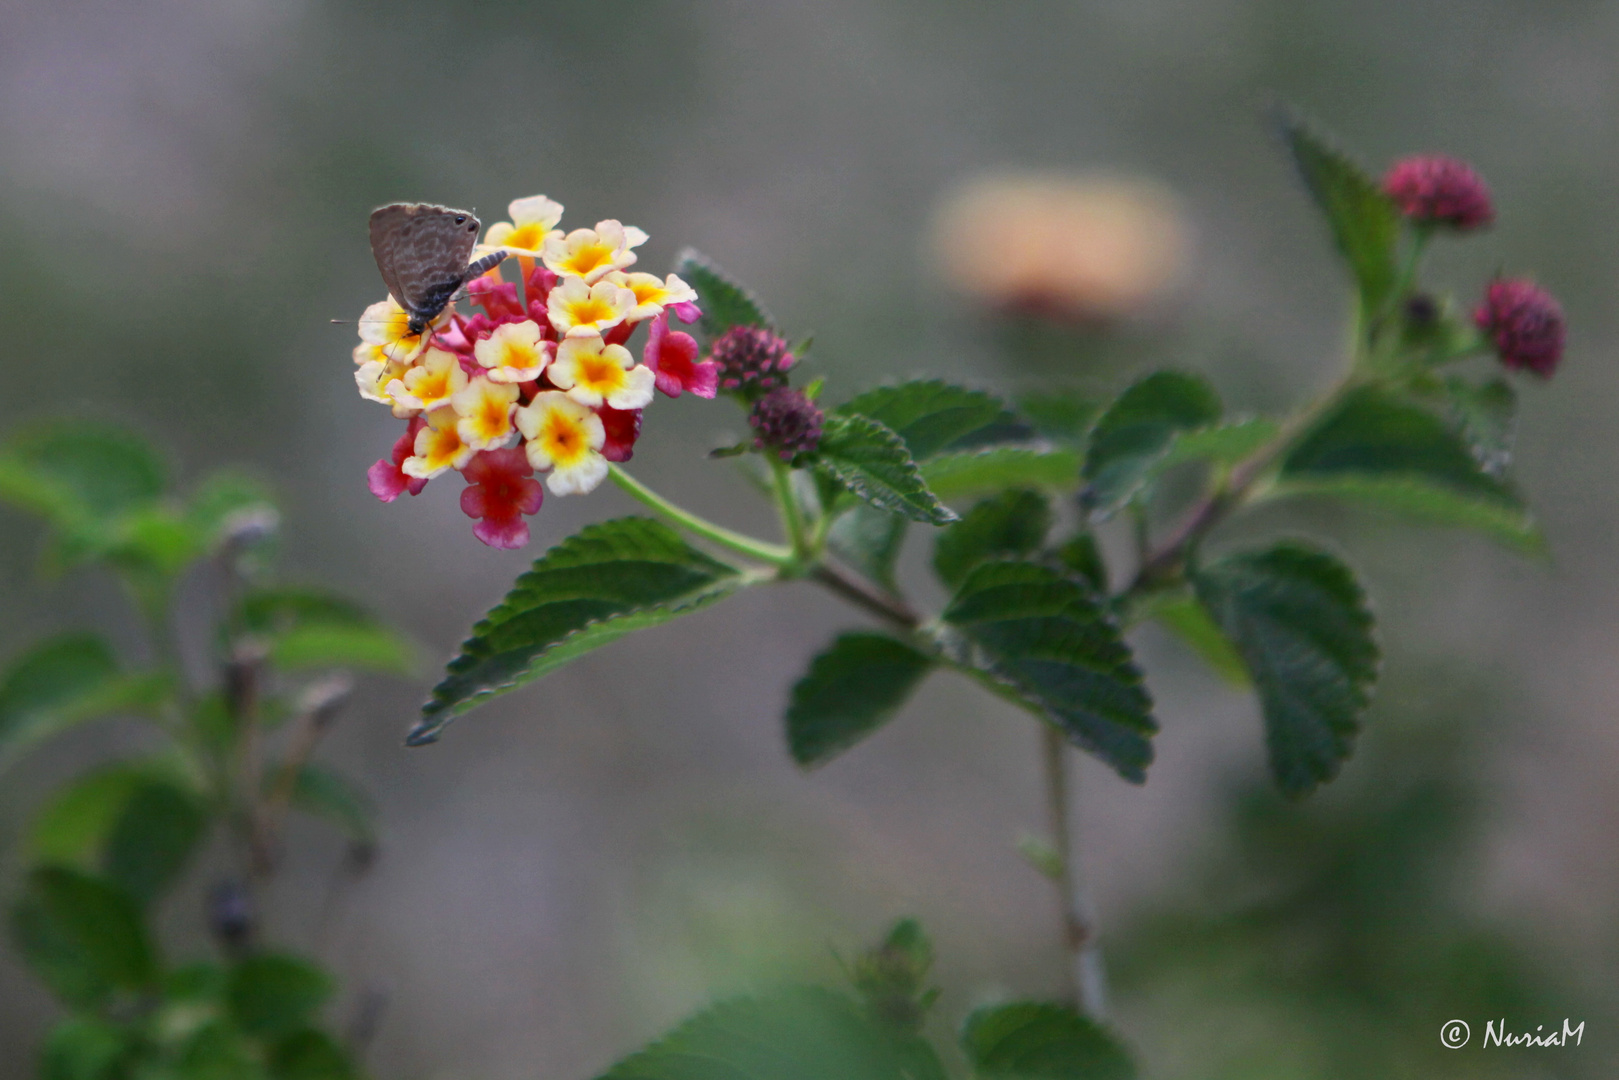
<box><xmin>0</xmin><ymin>1</ymin><xmax>1614</xmax><ymax>1076</ymax></box>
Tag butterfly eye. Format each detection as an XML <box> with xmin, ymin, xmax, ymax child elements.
<box><xmin>467</xmin><ymin>224</ymin><xmax>477</xmax><ymax>233</ymax></box>
<box><xmin>454</xmin><ymin>215</ymin><xmax>467</xmax><ymax>225</ymax></box>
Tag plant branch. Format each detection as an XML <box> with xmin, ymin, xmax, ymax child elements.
<box><xmin>608</xmin><ymin>464</ymin><xmax>797</xmax><ymax>568</ymax></box>
<box><xmin>809</xmin><ymin>559</ymin><xmax>920</xmax><ymax>630</ymax></box>
<box><xmin>1041</xmin><ymin>725</ymin><xmax>1105</xmax><ymax>1018</ymax></box>
<box><xmin>1124</xmin><ymin>382</ymin><xmax>1350</xmax><ymax>598</ymax></box>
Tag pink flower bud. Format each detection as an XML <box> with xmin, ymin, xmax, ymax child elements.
<box><xmin>1474</xmin><ymin>278</ymin><xmax>1565</xmax><ymax>377</ymax></box>
<box><xmin>749</xmin><ymin>388</ymin><xmax>823</xmax><ymax>461</ymax></box>
<box><xmin>1382</xmin><ymin>155</ymin><xmax>1494</xmax><ymax>230</ymax></box>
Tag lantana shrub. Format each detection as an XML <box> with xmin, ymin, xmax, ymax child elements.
<box><xmin>2</xmin><ymin>108</ymin><xmax>1570</xmax><ymax>1079</ymax></box>
<box><xmin>383</xmin><ymin>111</ymin><xmax>1565</xmax><ymax>1073</ymax></box>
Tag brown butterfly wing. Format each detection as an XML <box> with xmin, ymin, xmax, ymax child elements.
<box><xmin>368</xmin><ymin>203</ymin><xmax>483</xmax><ymax>321</ymax></box>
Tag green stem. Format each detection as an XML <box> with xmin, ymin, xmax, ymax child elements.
<box><xmin>1122</xmin><ymin>378</ymin><xmax>1354</xmax><ymax>599</ymax></box>
<box><xmin>608</xmin><ymin>464</ymin><xmax>796</xmax><ymax>568</ymax></box>
<box><xmin>768</xmin><ymin>456</ymin><xmax>811</xmax><ymax>563</ymax></box>
<box><xmin>1042</xmin><ymin>725</ymin><xmax>1105</xmax><ymax>1018</ymax></box>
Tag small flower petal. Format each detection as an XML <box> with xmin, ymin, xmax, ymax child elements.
<box><xmin>452</xmin><ymin>376</ymin><xmax>521</xmax><ymax>450</ymax></box>
<box><xmin>546</xmin><ymin>275</ymin><xmax>635</xmax><ymax>338</ymax></box>
<box><xmin>403</xmin><ymin>407</ymin><xmax>475</xmax><ymax>478</ymax></box>
<box><xmin>387</xmin><ymin>349</ymin><xmax>468</xmax><ymax>413</ymax></box>
<box><xmin>516</xmin><ymin>391</ymin><xmax>608</xmax><ymax>495</ymax></box>
<box><xmin>541</xmin><ymin>221</ymin><xmax>644</xmax><ymax>284</ymax></box>
<box><xmin>472</xmin><ymin>319</ymin><xmax>553</xmax><ymax>383</ymax></box>
<box><xmin>643</xmin><ymin>313</ymin><xmax>718</xmax><ymax>399</ymax></box>
<box><xmin>549</xmin><ymin>335</ymin><xmax>655</xmax><ymax>409</ymax></box>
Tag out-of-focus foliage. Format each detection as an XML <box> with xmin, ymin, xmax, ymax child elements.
<box><xmin>1111</xmin><ymin>692</ymin><xmax>1609</xmax><ymax>1079</ymax></box>
<box><xmin>0</xmin><ymin>420</ymin><xmax>411</xmax><ymax>1079</ymax></box>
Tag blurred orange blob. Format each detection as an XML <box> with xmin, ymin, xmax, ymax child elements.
<box><xmin>932</xmin><ymin>173</ymin><xmax>1192</xmax><ymax>322</ymax></box>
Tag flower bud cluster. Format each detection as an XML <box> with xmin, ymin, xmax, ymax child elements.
<box><xmin>353</xmin><ymin>195</ymin><xmax>715</xmax><ymax>548</ymax></box>
<box><xmin>1474</xmin><ymin>278</ymin><xmax>1565</xmax><ymax>378</ymax></box>
<box><xmin>1380</xmin><ymin>152</ymin><xmax>1565</xmax><ymax>377</ymax></box>
<box><xmin>705</xmin><ymin>323</ymin><xmax>823</xmax><ymax>460</ymax></box>
<box><xmin>712</xmin><ymin>326</ymin><xmax>795</xmax><ymax>396</ymax></box>
<box><xmin>748</xmin><ymin>387</ymin><xmax>824</xmax><ymax>461</ymax></box>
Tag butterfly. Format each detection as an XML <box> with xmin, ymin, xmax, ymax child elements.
<box><xmin>369</xmin><ymin>203</ymin><xmax>510</xmax><ymax>337</ymax></box>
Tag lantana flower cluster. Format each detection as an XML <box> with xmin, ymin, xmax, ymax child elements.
<box><xmin>354</xmin><ymin>196</ymin><xmax>716</xmax><ymax>549</ymax></box>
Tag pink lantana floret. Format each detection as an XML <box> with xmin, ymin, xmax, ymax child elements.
<box><xmin>460</xmin><ymin>448</ymin><xmax>544</xmax><ymax>550</ymax></box>
<box><xmin>598</xmin><ymin>405</ymin><xmax>643</xmax><ymax>462</ymax></box>
<box><xmin>368</xmin><ymin>418</ymin><xmax>429</xmax><ymax>502</ymax></box>
<box><xmin>644</xmin><ymin>313</ymin><xmax>718</xmax><ymax>399</ymax></box>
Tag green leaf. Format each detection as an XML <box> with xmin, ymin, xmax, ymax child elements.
<box><xmin>933</xmin><ymin>490</ymin><xmax>1052</xmax><ymax>590</ymax></box>
<box><xmin>286</xmin><ymin>764</ymin><xmax>376</xmax><ymax>845</ymax></box>
<box><xmin>1015</xmin><ymin>837</ymin><xmax>1065</xmax><ymax>883</ymax></box>
<box><xmin>596</xmin><ymin>986</ymin><xmax>944</xmax><ymax>1080</ymax></box>
<box><xmin>817</xmin><ymin>414</ymin><xmax>957</xmax><ymax>525</ymax></box>
<box><xmin>1276</xmin><ymin>385</ymin><xmax>1541</xmax><ymax>551</ymax></box>
<box><xmin>921</xmin><ymin>447</ymin><xmax>1083</xmax><ymax>501</ymax></box>
<box><xmin>11</xmin><ymin>866</ymin><xmax>156</xmax><ymax>1009</ymax></box>
<box><xmin>826</xmin><ymin>504</ymin><xmax>907</xmax><ymax>591</ymax></box>
<box><xmin>1016</xmin><ymin>391</ymin><xmax>1099</xmax><ymax>443</ymax></box>
<box><xmin>268</xmin><ymin>1029</ymin><xmax>359</xmax><ymax>1080</ymax></box>
<box><xmin>0</xmin><ymin>634</ymin><xmax>164</xmax><ymax>772</ymax></box>
<box><xmin>838</xmin><ymin>381</ymin><xmax>1011</xmax><ymax>460</ymax></box>
<box><xmin>102</xmin><ymin>778</ymin><xmax>207</xmax><ymax>905</ymax></box>
<box><xmin>234</xmin><ymin>585</ymin><xmax>416</xmax><ymax>675</ymax></box>
<box><xmin>1051</xmin><ymin>534</ymin><xmax>1107</xmax><ymax>595</ymax></box>
<box><xmin>0</xmin><ymin>421</ymin><xmax>166</xmax><ymax>522</ymax></box>
<box><xmin>1276</xmin><ymin>109</ymin><xmax>1402</xmax><ymax>314</ymax></box>
<box><xmin>413</xmin><ymin>518</ymin><xmax>745</xmax><ymax>743</ymax></box>
<box><xmin>1444</xmin><ymin>376</ymin><xmax>1516</xmax><ymax>477</ymax></box>
<box><xmin>40</xmin><ymin>1016</ymin><xmax>132</xmax><ymax>1080</ymax></box>
<box><xmin>237</xmin><ymin>588</ymin><xmax>373</xmax><ymax>634</ymax></box>
<box><xmin>1082</xmin><ymin>372</ymin><xmax>1222</xmax><ymax>516</ymax></box>
<box><xmin>1158</xmin><ymin>418</ymin><xmax>1279</xmax><ymax>471</ymax></box>
<box><xmin>1193</xmin><ymin>542</ymin><xmax>1379</xmax><ymax>797</ymax></box>
<box><xmin>268</xmin><ymin>624</ymin><xmax>416</xmax><ymax>676</ymax></box>
<box><xmin>30</xmin><ymin>763</ymin><xmax>168</xmax><ymax>868</ymax></box>
<box><xmin>943</xmin><ymin>562</ymin><xmax>1156</xmax><ymax>782</ymax></box>
<box><xmin>961</xmin><ymin>1001</ymin><xmax>1135</xmax><ymax>1080</ymax></box>
<box><xmin>787</xmin><ymin>633</ymin><xmax>934</xmax><ymax>767</ymax></box>
<box><xmin>227</xmin><ymin>953</ymin><xmax>333</xmax><ymax>1039</ymax></box>
<box><xmin>173</xmin><ymin>1020</ymin><xmax>270</xmax><ymax>1080</ymax></box>
<box><xmin>674</xmin><ymin>248</ymin><xmax>775</xmax><ymax>341</ymax></box>
<box><xmin>1140</xmin><ymin>593</ymin><xmax>1250</xmax><ymax>689</ymax></box>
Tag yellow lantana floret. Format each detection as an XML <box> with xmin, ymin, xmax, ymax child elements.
<box><xmin>517</xmin><ymin>391</ymin><xmax>608</xmax><ymax>496</ymax></box>
<box><xmin>547</xmin><ymin>276</ymin><xmax>635</xmax><ymax>338</ymax></box>
<box><xmin>355</xmin><ymin>358</ymin><xmax>417</xmax><ymax>417</ymax></box>
<box><xmin>386</xmin><ymin>349</ymin><xmax>468</xmax><ymax>413</ymax></box>
<box><xmin>483</xmin><ymin>195</ymin><xmax>565</xmax><ymax>258</ymax></box>
<box><xmin>607</xmin><ymin>271</ymin><xmax>699</xmax><ymax>323</ymax></box>
<box><xmin>358</xmin><ymin>297</ymin><xmax>431</xmax><ymax>363</ymax></box>
<box><xmin>541</xmin><ymin>220</ymin><xmax>648</xmax><ymax>284</ymax></box>
<box><xmin>549</xmin><ymin>335</ymin><xmax>656</xmax><ymax>410</ymax></box>
<box><xmin>452</xmin><ymin>376</ymin><xmax>520</xmax><ymax>451</ymax></box>
<box><xmin>473</xmin><ymin>320</ymin><xmax>553</xmax><ymax>383</ymax></box>
<box><xmin>403</xmin><ymin>407</ymin><xmax>474</xmax><ymax>479</ymax></box>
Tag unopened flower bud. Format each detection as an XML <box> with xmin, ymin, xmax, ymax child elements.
<box><xmin>1382</xmin><ymin>155</ymin><xmax>1494</xmax><ymax>230</ymax></box>
<box><xmin>851</xmin><ymin>919</ymin><xmax>937</xmax><ymax>1032</ymax></box>
<box><xmin>748</xmin><ymin>388</ymin><xmax>823</xmax><ymax>461</ymax></box>
<box><xmin>209</xmin><ymin>879</ymin><xmax>254</xmax><ymax>950</ymax></box>
<box><xmin>711</xmin><ymin>326</ymin><xmax>794</xmax><ymax>396</ymax></box>
<box><xmin>1474</xmin><ymin>278</ymin><xmax>1566</xmax><ymax>377</ymax></box>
